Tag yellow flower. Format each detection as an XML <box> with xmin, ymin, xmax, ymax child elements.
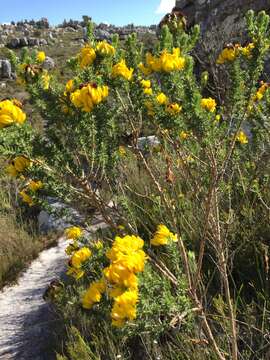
<box><xmin>64</xmin><ymin>79</ymin><xmax>74</xmax><ymax>95</ymax></box>
<box><xmin>5</xmin><ymin>164</ymin><xmax>18</xmax><ymax>177</ymax></box>
<box><xmin>19</xmin><ymin>190</ymin><xmax>33</xmax><ymax>206</ymax></box>
<box><xmin>71</xmin><ymin>247</ymin><xmax>91</xmax><ymax>269</ymax></box>
<box><xmin>103</xmin><ymin>263</ymin><xmax>138</xmax><ymax>289</ymax></box>
<box><xmin>96</xmin><ymin>40</ymin><xmax>115</xmax><ymax>56</ymax></box>
<box><xmin>216</xmin><ymin>47</ymin><xmax>238</xmax><ymax>64</ymax></box>
<box><xmin>36</xmin><ymin>51</ymin><xmax>46</xmax><ymax>63</ymax></box>
<box><xmin>160</xmin><ymin>48</ymin><xmax>185</xmax><ymax>72</ymax></box>
<box><xmin>166</xmin><ymin>103</ymin><xmax>182</xmax><ymax>115</ymax></box>
<box><xmin>201</xmin><ymin>97</ymin><xmax>217</xmax><ymax>112</ymax></box>
<box><xmin>82</xmin><ymin>279</ymin><xmax>106</xmax><ymax>309</ymax></box>
<box><xmin>106</xmin><ymin>235</ymin><xmax>147</xmax><ymax>274</ymax></box>
<box><xmin>236</xmin><ymin>130</ymin><xmax>248</xmax><ymax>144</ymax></box>
<box><xmin>0</xmin><ymin>99</ymin><xmax>26</xmax><ymax>128</ymax></box>
<box><xmin>240</xmin><ymin>43</ymin><xmax>255</xmax><ymax>58</ymax></box>
<box><xmin>41</xmin><ymin>71</ymin><xmax>50</xmax><ymax>90</ymax></box>
<box><xmin>111</xmin><ymin>288</ymin><xmax>138</xmax><ymax>327</ymax></box>
<box><xmin>28</xmin><ymin>180</ymin><xmax>43</xmax><ymax>192</ymax></box>
<box><xmin>14</xmin><ymin>156</ymin><xmax>30</xmax><ymax>171</ymax></box>
<box><xmin>150</xmin><ymin>224</ymin><xmax>178</xmax><ymax>246</ymax></box>
<box><xmin>5</xmin><ymin>156</ymin><xmax>30</xmax><ymax>177</ymax></box>
<box><xmin>179</xmin><ymin>130</ymin><xmax>189</xmax><ymax>140</ymax></box>
<box><xmin>146</xmin><ymin>48</ymin><xmax>185</xmax><ymax>73</ymax></box>
<box><xmin>65</xmin><ymin>242</ymin><xmax>79</xmax><ymax>255</ymax></box>
<box><xmin>118</xmin><ymin>145</ymin><xmax>126</xmax><ymax>156</ymax></box>
<box><xmin>143</xmin><ymin>87</ymin><xmax>153</xmax><ymax>95</ymax></box>
<box><xmin>112</xmin><ymin>59</ymin><xmax>133</xmax><ymax>81</ymax></box>
<box><xmin>71</xmin><ymin>84</ymin><xmax>109</xmax><ymax>112</ymax></box>
<box><xmin>138</xmin><ymin>62</ymin><xmax>152</xmax><ymax>76</ymax></box>
<box><xmin>253</xmin><ymin>82</ymin><xmax>269</xmax><ymax>102</ymax></box>
<box><xmin>146</xmin><ymin>52</ymin><xmax>162</xmax><ymax>72</ymax></box>
<box><xmin>140</xmin><ymin>79</ymin><xmax>151</xmax><ymax>88</ymax></box>
<box><xmin>66</xmin><ymin>266</ymin><xmax>85</xmax><ymax>280</ymax></box>
<box><xmin>156</xmin><ymin>92</ymin><xmax>168</xmax><ymax>105</ymax></box>
<box><xmin>109</xmin><ymin>286</ymin><xmax>126</xmax><ymax>299</ymax></box>
<box><xmin>79</xmin><ymin>45</ymin><xmax>96</xmax><ymax>68</ymax></box>
<box><xmin>215</xmin><ymin>114</ymin><xmax>221</xmax><ymax>122</ymax></box>
<box><xmin>65</xmin><ymin>226</ymin><xmax>82</xmax><ymax>240</ymax></box>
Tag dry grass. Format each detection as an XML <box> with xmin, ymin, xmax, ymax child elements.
<box><xmin>0</xmin><ymin>175</ymin><xmax>57</xmax><ymax>288</ymax></box>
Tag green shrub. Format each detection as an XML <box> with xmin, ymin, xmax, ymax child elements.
<box><xmin>1</xmin><ymin>10</ymin><xmax>270</xmax><ymax>359</ymax></box>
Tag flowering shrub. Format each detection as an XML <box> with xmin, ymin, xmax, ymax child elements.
<box><xmin>2</xmin><ymin>10</ymin><xmax>270</xmax><ymax>360</ymax></box>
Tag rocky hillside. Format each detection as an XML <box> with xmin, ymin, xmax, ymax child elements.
<box><xmin>176</xmin><ymin>0</ymin><xmax>270</xmax><ymax>62</ymax></box>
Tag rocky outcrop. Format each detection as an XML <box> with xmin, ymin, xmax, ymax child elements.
<box><xmin>7</xmin><ymin>37</ymin><xmax>47</xmax><ymax>48</ymax></box>
<box><xmin>0</xmin><ymin>60</ymin><xmax>12</xmax><ymax>79</ymax></box>
<box><xmin>175</xmin><ymin>0</ymin><xmax>270</xmax><ymax>57</ymax></box>
<box><xmin>42</xmin><ymin>56</ymin><xmax>55</xmax><ymax>70</ymax></box>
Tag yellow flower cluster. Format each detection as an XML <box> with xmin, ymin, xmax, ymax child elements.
<box><xmin>71</xmin><ymin>83</ymin><xmax>109</xmax><ymax>112</ymax></box>
<box><xmin>0</xmin><ymin>99</ymin><xmax>26</xmax><ymax>129</ymax></box>
<box><xmin>140</xmin><ymin>79</ymin><xmax>153</xmax><ymax>95</ymax></box>
<box><xmin>96</xmin><ymin>40</ymin><xmax>116</xmax><ymax>56</ymax></box>
<box><xmin>82</xmin><ymin>235</ymin><xmax>147</xmax><ymax>327</ymax></box>
<box><xmin>67</xmin><ymin>247</ymin><xmax>92</xmax><ymax>280</ymax></box>
<box><xmin>112</xmin><ymin>59</ymin><xmax>134</xmax><ymax>81</ymax></box>
<box><xmin>179</xmin><ymin>130</ymin><xmax>189</xmax><ymax>140</ymax></box>
<box><xmin>111</xmin><ymin>288</ymin><xmax>138</xmax><ymax>327</ymax></box>
<box><xmin>253</xmin><ymin>82</ymin><xmax>269</xmax><ymax>102</ymax></box>
<box><xmin>79</xmin><ymin>45</ymin><xmax>96</xmax><ymax>68</ymax></box>
<box><xmin>41</xmin><ymin>71</ymin><xmax>51</xmax><ymax>90</ymax></box>
<box><xmin>236</xmin><ymin>130</ymin><xmax>248</xmax><ymax>144</ymax></box>
<box><xmin>36</xmin><ymin>51</ymin><xmax>46</xmax><ymax>63</ymax></box>
<box><xmin>78</xmin><ymin>41</ymin><xmax>115</xmax><ymax>69</ymax></box>
<box><xmin>241</xmin><ymin>43</ymin><xmax>255</xmax><ymax>58</ymax></box>
<box><xmin>5</xmin><ymin>156</ymin><xmax>30</xmax><ymax>177</ymax></box>
<box><xmin>217</xmin><ymin>43</ymin><xmax>255</xmax><ymax>64</ymax></box>
<box><xmin>142</xmin><ymin>48</ymin><xmax>185</xmax><ymax>73</ymax></box>
<box><xmin>166</xmin><ymin>103</ymin><xmax>182</xmax><ymax>115</ymax></box>
<box><xmin>65</xmin><ymin>226</ymin><xmax>83</xmax><ymax>240</ymax></box>
<box><xmin>150</xmin><ymin>224</ymin><xmax>178</xmax><ymax>246</ymax></box>
<box><xmin>82</xmin><ymin>279</ymin><xmax>106</xmax><ymax>309</ymax></box>
<box><xmin>71</xmin><ymin>247</ymin><xmax>92</xmax><ymax>268</ymax></box>
<box><xmin>28</xmin><ymin>180</ymin><xmax>43</xmax><ymax>192</ymax></box>
<box><xmin>156</xmin><ymin>92</ymin><xmax>168</xmax><ymax>105</ymax></box>
<box><xmin>118</xmin><ymin>145</ymin><xmax>127</xmax><ymax>157</ymax></box>
<box><xmin>64</xmin><ymin>79</ymin><xmax>74</xmax><ymax>95</ymax></box>
<box><xmin>216</xmin><ymin>47</ymin><xmax>238</xmax><ymax>64</ymax></box>
<box><xmin>19</xmin><ymin>178</ymin><xmax>43</xmax><ymax>206</ymax></box>
<box><xmin>19</xmin><ymin>190</ymin><xmax>34</xmax><ymax>206</ymax></box>
<box><xmin>144</xmin><ymin>92</ymin><xmax>181</xmax><ymax>117</ymax></box>
<box><xmin>104</xmin><ymin>235</ymin><xmax>147</xmax><ymax>327</ymax></box>
<box><xmin>201</xmin><ymin>97</ymin><xmax>217</xmax><ymax>112</ymax></box>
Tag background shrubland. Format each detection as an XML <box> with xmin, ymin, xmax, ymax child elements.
<box><xmin>1</xmin><ymin>9</ymin><xmax>270</xmax><ymax>360</ymax></box>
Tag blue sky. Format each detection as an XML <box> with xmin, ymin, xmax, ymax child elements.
<box><xmin>0</xmin><ymin>0</ymin><xmax>175</xmax><ymax>26</ymax></box>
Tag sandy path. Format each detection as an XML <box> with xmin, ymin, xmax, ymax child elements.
<box><xmin>0</xmin><ymin>217</ymin><xmax>106</xmax><ymax>360</ymax></box>
<box><xmin>0</xmin><ymin>236</ymin><xmax>67</xmax><ymax>359</ymax></box>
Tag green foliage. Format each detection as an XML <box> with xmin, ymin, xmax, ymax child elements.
<box><xmin>63</xmin><ymin>326</ymin><xmax>98</xmax><ymax>360</ymax></box>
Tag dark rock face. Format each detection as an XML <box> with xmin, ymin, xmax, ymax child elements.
<box><xmin>7</xmin><ymin>37</ymin><xmax>47</xmax><ymax>48</ymax></box>
<box><xmin>7</xmin><ymin>37</ymin><xmax>20</xmax><ymax>48</ymax></box>
<box><xmin>0</xmin><ymin>60</ymin><xmax>12</xmax><ymax>78</ymax></box>
<box><xmin>176</xmin><ymin>0</ymin><xmax>270</xmax><ymax>58</ymax></box>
